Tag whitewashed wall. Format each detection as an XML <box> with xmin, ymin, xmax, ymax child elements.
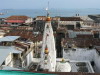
<box><xmin>94</xmin><ymin>51</ymin><xmax>100</xmax><ymax>72</ymax></box>
<box><xmin>5</xmin><ymin>53</ymin><xmax>13</xmax><ymax>67</ymax></box>
<box><xmin>26</xmin><ymin>51</ymin><xmax>33</xmax><ymax>66</ymax></box>
<box><xmin>0</xmin><ymin>32</ymin><xmax>5</xmax><ymax>38</ymax></box>
<box><xmin>63</xmin><ymin>48</ymin><xmax>95</xmax><ymax>61</ymax></box>
<box><xmin>63</xmin><ymin>48</ymin><xmax>100</xmax><ymax>73</ymax></box>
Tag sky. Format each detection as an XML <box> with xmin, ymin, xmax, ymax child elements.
<box><xmin>0</xmin><ymin>0</ymin><xmax>100</xmax><ymax>9</ymax></box>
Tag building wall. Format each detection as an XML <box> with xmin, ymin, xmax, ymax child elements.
<box><xmin>59</xmin><ymin>21</ymin><xmax>82</xmax><ymax>30</ymax></box>
<box><xmin>25</xmin><ymin>18</ymin><xmax>33</xmax><ymax>24</ymax></box>
<box><xmin>26</xmin><ymin>51</ymin><xmax>33</xmax><ymax>66</ymax></box>
<box><xmin>6</xmin><ymin>22</ymin><xmax>21</xmax><ymax>26</ymax></box>
<box><xmin>56</xmin><ymin>33</ymin><xmax>65</xmax><ymax>58</ymax></box>
<box><xmin>94</xmin><ymin>51</ymin><xmax>100</xmax><ymax>72</ymax></box>
<box><xmin>35</xmin><ymin>20</ymin><xmax>45</xmax><ymax>32</ymax></box>
<box><xmin>0</xmin><ymin>32</ymin><xmax>5</xmax><ymax>38</ymax></box>
<box><xmin>63</xmin><ymin>48</ymin><xmax>95</xmax><ymax>61</ymax></box>
<box><xmin>63</xmin><ymin>48</ymin><xmax>100</xmax><ymax>73</ymax></box>
<box><xmin>68</xmin><ymin>30</ymin><xmax>93</xmax><ymax>38</ymax></box>
<box><xmin>35</xmin><ymin>20</ymin><xmax>58</xmax><ymax>32</ymax></box>
<box><xmin>5</xmin><ymin>53</ymin><xmax>13</xmax><ymax>67</ymax></box>
<box><xmin>0</xmin><ymin>18</ymin><xmax>5</xmax><ymax>24</ymax></box>
<box><xmin>59</xmin><ymin>21</ymin><xmax>82</xmax><ymax>25</ymax></box>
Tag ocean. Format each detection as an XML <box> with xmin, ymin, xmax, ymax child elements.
<box><xmin>0</xmin><ymin>9</ymin><xmax>100</xmax><ymax>18</ymax></box>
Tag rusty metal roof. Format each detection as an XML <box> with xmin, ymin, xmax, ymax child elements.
<box><xmin>5</xmin><ymin>31</ymin><xmax>43</xmax><ymax>42</ymax></box>
<box><xmin>63</xmin><ymin>38</ymin><xmax>100</xmax><ymax>48</ymax></box>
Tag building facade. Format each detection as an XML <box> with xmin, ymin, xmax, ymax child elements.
<box><xmin>59</xmin><ymin>17</ymin><xmax>83</xmax><ymax>30</ymax></box>
<box><xmin>4</xmin><ymin>16</ymin><xmax>33</xmax><ymax>26</ymax></box>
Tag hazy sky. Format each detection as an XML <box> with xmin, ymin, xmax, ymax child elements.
<box><xmin>0</xmin><ymin>0</ymin><xmax>100</xmax><ymax>9</ymax></box>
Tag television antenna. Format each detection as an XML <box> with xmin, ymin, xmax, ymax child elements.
<box><xmin>46</xmin><ymin>1</ymin><xmax>50</xmax><ymax>17</ymax></box>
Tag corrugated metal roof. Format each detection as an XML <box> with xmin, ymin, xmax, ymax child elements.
<box><xmin>0</xmin><ymin>36</ymin><xmax>20</xmax><ymax>42</ymax></box>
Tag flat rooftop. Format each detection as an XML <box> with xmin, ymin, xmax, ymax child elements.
<box><xmin>56</xmin><ymin>58</ymin><xmax>94</xmax><ymax>73</ymax></box>
<box><xmin>70</xmin><ymin>61</ymin><xmax>93</xmax><ymax>73</ymax></box>
<box><xmin>30</xmin><ymin>58</ymin><xmax>94</xmax><ymax>73</ymax></box>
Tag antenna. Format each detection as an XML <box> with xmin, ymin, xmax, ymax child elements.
<box><xmin>46</xmin><ymin>1</ymin><xmax>50</xmax><ymax>17</ymax></box>
<box><xmin>48</xmin><ymin>1</ymin><xmax>49</xmax><ymax>10</ymax></box>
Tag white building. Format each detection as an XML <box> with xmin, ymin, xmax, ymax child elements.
<box><xmin>0</xmin><ymin>36</ymin><xmax>22</xmax><ymax>69</ymax></box>
<box><xmin>63</xmin><ymin>47</ymin><xmax>100</xmax><ymax>73</ymax></box>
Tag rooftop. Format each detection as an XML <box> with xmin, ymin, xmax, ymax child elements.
<box><xmin>5</xmin><ymin>31</ymin><xmax>43</xmax><ymax>42</ymax></box>
<box><xmin>80</xmin><ymin>16</ymin><xmax>94</xmax><ymax>21</ymax></box>
<box><xmin>56</xmin><ymin>60</ymin><xmax>94</xmax><ymax>73</ymax></box>
<box><xmin>0</xmin><ymin>46</ymin><xmax>21</xmax><ymax>66</ymax></box>
<box><xmin>0</xmin><ymin>36</ymin><xmax>20</xmax><ymax>42</ymax></box>
<box><xmin>63</xmin><ymin>38</ymin><xmax>100</xmax><ymax>48</ymax></box>
<box><xmin>36</xmin><ymin>16</ymin><xmax>60</xmax><ymax>21</ymax></box>
<box><xmin>6</xmin><ymin>16</ymin><xmax>29</xmax><ymax>20</ymax></box>
<box><xmin>60</xmin><ymin>17</ymin><xmax>83</xmax><ymax>21</ymax></box>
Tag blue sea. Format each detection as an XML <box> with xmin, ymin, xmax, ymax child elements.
<box><xmin>0</xmin><ymin>9</ymin><xmax>100</xmax><ymax>18</ymax></box>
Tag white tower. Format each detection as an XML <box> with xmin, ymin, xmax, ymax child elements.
<box><xmin>40</xmin><ymin>6</ymin><xmax>56</xmax><ymax>71</ymax></box>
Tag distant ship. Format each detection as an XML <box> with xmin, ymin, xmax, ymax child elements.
<box><xmin>0</xmin><ymin>10</ymin><xmax>8</xmax><ymax>15</ymax></box>
<box><xmin>0</xmin><ymin>13</ymin><xmax>5</xmax><ymax>15</ymax></box>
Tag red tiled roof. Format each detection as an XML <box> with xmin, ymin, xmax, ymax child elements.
<box><xmin>5</xmin><ymin>31</ymin><xmax>43</xmax><ymax>41</ymax></box>
<box><xmin>5</xmin><ymin>29</ymin><xmax>57</xmax><ymax>42</ymax></box>
<box><xmin>5</xmin><ymin>20</ymin><xmax>25</xmax><ymax>23</ymax></box>
<box><xmin>6</xmin><ymin>16</ymin><xmax>29</xmax><ymax>20</ymax></box>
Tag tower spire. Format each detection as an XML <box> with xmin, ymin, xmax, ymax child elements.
<box><xmin>40</xmin><ymin>1</ymin><xmax>56</xmax><ymax>71</ymax></box>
